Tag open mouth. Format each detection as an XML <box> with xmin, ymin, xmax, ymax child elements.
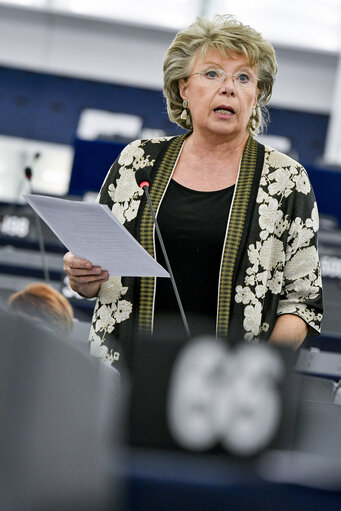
<box><xmin>214</xmin><ymin>106</ymin><xmax>235</xmax><ymax>115</ymax></box>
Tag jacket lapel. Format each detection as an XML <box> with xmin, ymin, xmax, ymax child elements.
<box><xmin>137</xmin><ymin>135</ymin><xmax>187</xmax><ymax>333</ymax></box>
<box><xmin>217</xmin><ymin>136</ymin><xmax>264</xmax><ymax>339</ymax></box>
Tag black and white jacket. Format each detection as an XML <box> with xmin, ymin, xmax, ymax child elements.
<box><xmin>88</xmin><ymin>134</ymin><xmax>323</xmax><ymax>367</ymax></box>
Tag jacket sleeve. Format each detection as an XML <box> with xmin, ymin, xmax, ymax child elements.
<box><xmin>97</xmin><ymin>158</ymin><xmax>120</xmax><ymax>206</ymax></box>
<box><xmin>277</xmin><ymin>165</ymin><xmax>323</xmax><ymax>335</ymax></box>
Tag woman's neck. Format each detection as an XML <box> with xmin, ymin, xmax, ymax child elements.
<box><xmin>172</xmin><ymin>130</ymin><xmax>249</xmax><ymax>191</ymax></box>
<box><xmin>185</xmin><ymin>130</ymin><xmax>249</xmax><ymax>160</ymax></box>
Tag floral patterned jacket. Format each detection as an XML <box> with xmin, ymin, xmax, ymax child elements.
<box><xmin>89</xmin><ymin>134</ymin><xmax>323</xmax><ymax>367</ymax></box>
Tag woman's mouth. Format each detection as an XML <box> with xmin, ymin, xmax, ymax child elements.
<box><xmin>214</xmin><ymin>106</ymin><xmax>235</xmax><ymax>116</ymax></box>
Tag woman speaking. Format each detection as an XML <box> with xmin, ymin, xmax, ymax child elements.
<box><xmin>63</xmin><ymin>15</ymin><xmax>323</xmax><ymax>367</ymax></box>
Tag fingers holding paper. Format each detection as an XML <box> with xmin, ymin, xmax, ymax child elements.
<box><xmin>63</xmin><ymin>251</ymin><xmax>109</xmax><ymax>298</ymax></box>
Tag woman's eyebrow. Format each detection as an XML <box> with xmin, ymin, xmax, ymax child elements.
<box><xmin>200</xmin><ymin>61</ymin><xmax>221</xmax><ymax>67</ymax></box>
<box><xmin>200</xmin><ymin>60</ymin><xmax>253</xmax><ymax>70</ymax></box>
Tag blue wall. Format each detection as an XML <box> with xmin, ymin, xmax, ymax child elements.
<box><xmin>69</xmin><ymin>139</ymin><xmax>125</xmax><ymax>196</ymax></box>
<box><xmin>1</xmin><ymin>65</ymin><xmax>339</xmax><ymax>224</ymax></box>
<box><xmin>0</xmin><ymin>66</ymin><xmax>329</xmax><ymax>167</ymax></box>
<box><xmin>0</xmin><ymin>67</ymin><xmax>177</xmax><ymax>145</ymax></box>
<box><xmin>266</xmin><ymin>107</ymin><xmax>329</xmax><ymax>167</ymax></box>
<box><xmin>307</xmin><ymin>166</ymin><xmax>341</xmax><ymax>225</ymax></box>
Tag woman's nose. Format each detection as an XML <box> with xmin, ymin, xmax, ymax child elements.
<box><xmin>219</xmin><ymin>76</ymin><xmax>236</xmax><ymax>96</ymax></box>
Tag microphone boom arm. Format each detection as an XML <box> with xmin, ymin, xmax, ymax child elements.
<box><xmin>142</xmin><ymin>185</ymin><xmax>191</xmax><ymax>338</ymax></box>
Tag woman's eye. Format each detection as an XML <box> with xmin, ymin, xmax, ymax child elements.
<box><xmin>236</xmin><ymin>72</ymin><xmax>251</xmax><ymax>83</ymax></box>
<box><xmin>205</xmin><ymin>70</ymin><xmax>219</xmax><ymax>79</ymax></box>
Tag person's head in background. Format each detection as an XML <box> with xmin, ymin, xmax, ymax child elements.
<box><xmin>8</xmin><ymin>283</ymin><xmax>74</xmax><ymax>335</ymax></box>
<box><xmin>163</xmin><ymin>14</ymin><xmax>277</xmax><ymax>137</ymax></box>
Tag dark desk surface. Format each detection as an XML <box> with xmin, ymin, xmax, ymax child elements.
<box><xmin>124</xmin><ymin>448</ymin><xmax>341</xmax><ymax>511</ymax></box>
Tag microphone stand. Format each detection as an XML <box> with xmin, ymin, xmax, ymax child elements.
<box><xmin>141</xmin><ymin>184</ymin><xmax>191</xmax><ymax>338</ymax></box>
<box><xmin>25</xmin><ymin>162</ymin><xmax>50</xmax><ymax>282</ymax></box>
<box><xmin>34</xmin><ymin>210</ymin><xmax>50</xmax><ymax>282</ymax></box>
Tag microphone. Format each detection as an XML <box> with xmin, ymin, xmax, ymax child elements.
<box><xmin>24</xmin><ymin>166</ymin><xmax>32</xmax><ymax>181</ymax></box>
<box><xmin>24</xmin><ymin>157</ymin><xmax>50</xmax><ymax>282</ymax></box>
<box><xmin>25</xmin><ymin>153</ymin><xmax>40</xmax><ymax>182</ymax></box>
<box><xmin>135</xmin><ymin>168</ymin><xmax>191</xmax><ymax>338</ymax></box>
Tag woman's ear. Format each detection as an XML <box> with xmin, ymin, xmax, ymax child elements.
<box><xmin>179</xmin><ymin>79</ymin><xmax>187</xmax><ymax>100</ymax></box>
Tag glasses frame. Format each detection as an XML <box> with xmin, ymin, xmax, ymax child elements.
<box><xmin>187</xmin><ymin>68</ymin><xmax>259</xmax><ymax>89</ymax></box>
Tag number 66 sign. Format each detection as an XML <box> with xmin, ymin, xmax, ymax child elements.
<box><xmin>167</xmin><ymin>338</ymin><xmax>287</xmax><ymax>457</ymax></box>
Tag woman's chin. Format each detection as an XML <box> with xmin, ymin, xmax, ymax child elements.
<box><xmin>196</xmin><ymin>123</ymin><xmax>247</xmax><ymax>140</ymax></box>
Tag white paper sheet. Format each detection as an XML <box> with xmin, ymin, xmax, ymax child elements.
<box><xmin>24</xmin><ymin>194</ymin><xmax>169</xmax><ymax>278</ymax></box>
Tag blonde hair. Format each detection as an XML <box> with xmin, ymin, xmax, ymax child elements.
<box><xmin>163</xmin><ymin>14</ymin><xmax>277</xmax><ymax>135</ymax></box>
<box><xmin>8</xmin><ymin>283</ymin><xmax>74</xmax><ymax>334</ymax></box>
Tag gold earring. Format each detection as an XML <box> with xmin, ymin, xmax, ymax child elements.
<box><xmin>250</xmin><ymin>107</ymin><xmax>257</xmax><ymax>131</ymax></box>
<box><xmin>180</xmin><ymin>99</ymin><xmax>188</xmax><ymax>121</ymax></box>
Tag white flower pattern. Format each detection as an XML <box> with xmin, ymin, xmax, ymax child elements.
<box><xmin>114</xmin><ymin>300</ymin><xmax>133</xmax><ymax>323</ymax></box>
<box><xmin>235</xmin><ymin>146</ymin><xmax>322</xmax><ymax>342</ymax></box>
<box><xmin>118</xmin><ymin>139</ymin><xmax>144</xmax><ymax>166</ymax></box>
<box><xmin>109</xmin><ymin>138</ymin><xmax>172</xmax><ymax>226</ymax></box>
<box><xmin>285</xmin><ymin>246</ymin><xmax>319</xmax><ymax>280</ymax></box>
<box><xmin>293</xmin><ymin>172</ymin><xmax>311</xmax><ymax>194</ymax></box>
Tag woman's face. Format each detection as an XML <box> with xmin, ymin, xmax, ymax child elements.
<box><xmin>179</xmin><ymin>49</ymin><xmax>258</xmax><ymax>141</ymax></box>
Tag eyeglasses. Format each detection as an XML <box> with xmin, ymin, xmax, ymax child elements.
<box><xmin>187</xmin><ymin>68</ymin><xmax>258</xmax><ymax>89</ymax></box>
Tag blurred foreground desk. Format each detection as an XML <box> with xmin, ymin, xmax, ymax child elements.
<box><xmin>124</xmin><ymin>448</ymin><xmax>341</xmax><ymax>511</ymax></box>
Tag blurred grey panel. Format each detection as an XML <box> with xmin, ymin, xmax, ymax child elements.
<box><xmin>69</xmin><ymin>319</ymin><xmax>91</xmax><ymax>342</ymax></box>
<box><xmin>295</xmin><ymin>401</ymin><xmax>341</xmax><ymax>460</ymax></box>
<box><xmin>318</xmin><ymin>227</ymin><xmax>341</xmax><ymax>336</ymax></box>
<box><xmin>321</xmin><ymin>280</ymin><xmax>341</xmax><ymax>336</ymax></box>
<box><xmin>260</xmin><ymin>401</ymin><xmax>341</xmax><ymax>490</ymax></box>
<box><xmin>0</xmin><ymin>308</ymin><xmax>124</xmax><ymax>511</ymax></box>
<box><xmin>67</xmin><ymin>319</ymin><xmax>91</xmax><ymax>354</ymax></box>
<box><xmin>0</xmin><ymin>245</ymin><xmax>63</xmax><ymax>271</ymax></box>
<box><xmin>0</xmin><ymin>274</ymin><xmax>60</xmax><ymax>292</ymax></box>
<box><xmin>297</xmin><ymin>375</ymin><xmax>336</xmax><ymax>402</ymax></box>
<box><xmin>296</xmin><ymin>349</ymin><xmax>341</xmax><ymax>378</ymax></box>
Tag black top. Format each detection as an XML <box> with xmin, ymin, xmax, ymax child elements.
<box><xmin>154</xmin><ymin>179</ymin><xmax>235</xmax><ymax>338</ymax></box>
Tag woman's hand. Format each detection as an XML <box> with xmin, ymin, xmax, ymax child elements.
<box><xmin>63</xmin><ymin>252</ymin><xmax>109</xmax><ymax>298</ymax></box>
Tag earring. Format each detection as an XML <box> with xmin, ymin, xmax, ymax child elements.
<box><xmin>180</xmin><ymin>99</ymin><xmax>188</xmax><ymax>121</ymax></box>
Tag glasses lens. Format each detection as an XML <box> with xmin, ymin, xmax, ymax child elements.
<box><xmin>233</xmin><ymin>71</ymin><xmax>255</xmax><ymax>88</ymax></box>
<box><xmin>197</xmin><ymin>69</ymin><xmax>223</xmax><ymax>85</ymax></box>
<box><xmin>193</xmin><ymin>69</ymin><xmax>257</xmax><ymax>88</ymax></box>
